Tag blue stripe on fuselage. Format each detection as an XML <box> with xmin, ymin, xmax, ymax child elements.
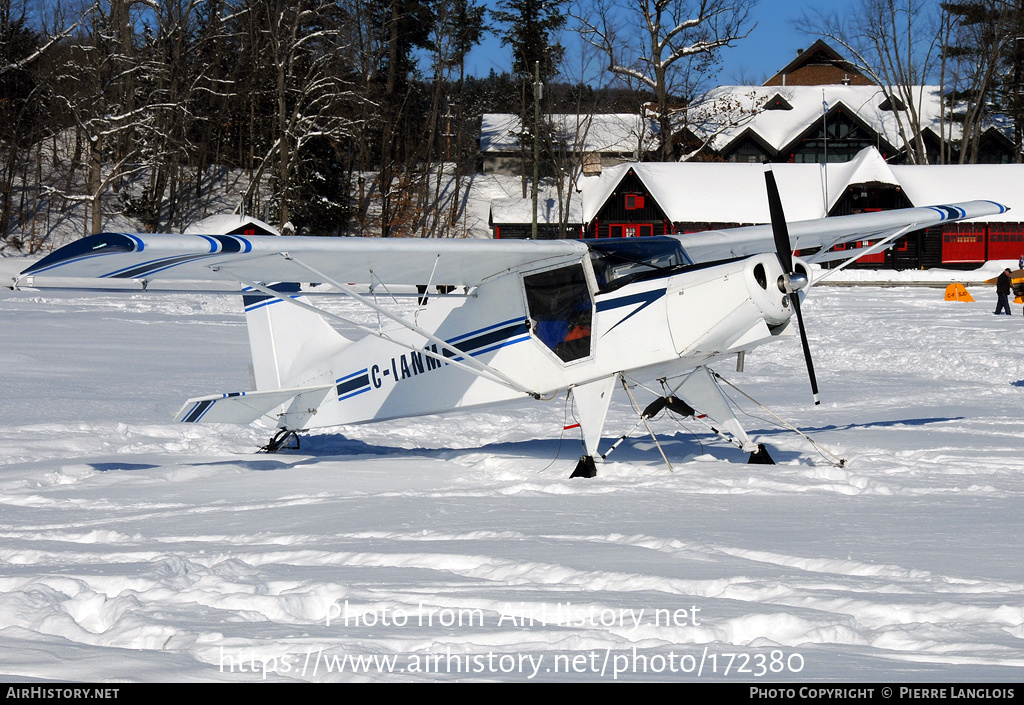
<box><xmin>596</xmin><ymin>287</ymin><xmax>666</xmax><ymax>335</ymax></box>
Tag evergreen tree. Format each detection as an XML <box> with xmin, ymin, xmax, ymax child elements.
<box><xmin>290</xmin><ymin>135</ymin><xmax>351</xmax><ymax>235</ymax></box>
<box><xmin>493</xmin><ymin>0</ymin><xmax>566</xmax><ymax>200</ymax></box>
<box><xmin>493</xmin><ymin>0</ymin><xmax>566</xmax><ymax>83</ymax></box>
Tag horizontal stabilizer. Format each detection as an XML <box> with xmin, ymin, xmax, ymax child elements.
<box><xmin>175</xmin><ymin>384</ymin><xmax>334</xmax><ymax>427</ymax></box>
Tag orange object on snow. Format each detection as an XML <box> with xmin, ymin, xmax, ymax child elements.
<box><xmin>944</xmin><ymin>283</ymin><xmax>974</xmax><ymax>302</ymax></box>
<box><xmin>983</xmin><ymin>269</ymin><xmax>1024</xmax><ymax>303</ymax></box>
<box><xmin>984</xmin><ymin>268</ymin><xmax>1024</xmax><ymax>284</ymax></box>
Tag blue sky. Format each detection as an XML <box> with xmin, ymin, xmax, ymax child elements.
<box><xmin>463</xmin><ymin>0</ymin><xmax>846</xmax><ymax>86</ymax></box>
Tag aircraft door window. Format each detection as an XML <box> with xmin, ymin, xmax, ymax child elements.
<box><xmin>523</xmin><ymin>265</ymin><xmax>593</xmax><ymax>363</ymax></box>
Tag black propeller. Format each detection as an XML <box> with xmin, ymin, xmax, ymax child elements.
<box><xmin>763</xmin><ymin>164</ymin><xmax>820</xmax><ymax>406</ymax></box>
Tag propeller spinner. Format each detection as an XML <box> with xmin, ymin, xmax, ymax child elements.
<box><xmin>763</xmin><ymin>164</ymin><xmax>820</xmax><ymax>406</ymax></box>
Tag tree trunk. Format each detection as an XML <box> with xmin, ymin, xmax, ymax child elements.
<box><xmin>90</xmin><ymin>134</ymin><xmax>102</xmax><ymax>234</ymax></box>
<box><xmin>277</xmin><ymin>55</ymin><xmax>290</xmax><ymax>228</ymax></box>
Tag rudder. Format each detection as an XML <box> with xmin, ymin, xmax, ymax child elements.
<box><xmin>243</xmin><ymin>283</ymin><xmax>352</xmax><ymax>390</ymax></box>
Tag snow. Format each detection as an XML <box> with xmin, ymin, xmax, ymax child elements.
<box><xmin>184</xmin><ymin>215</ymin><xmax>281</xmax><ymax>237</ymax></box>
<box><xmin>816</xmin><ymin>260</ymin><xmax>1022</xmax><ymax>286</ymax></box>
<box><xmin>488</xmin><ymin>187</ymin><xmax>584</xmax><ymax>226</ymax></box>
<box><xmin>576</xmin><ymin>149</ymin><xmax>1024</xmax><ymax>226</ymax></box>
<box><xmin>2</xmin><ymin>258</ymin><xmax>1024</xmax><ymax>682</ymax></box>
<box><xmin>481</xmin><ymin>114</ymin><xmax>653</xmax><ymax>156</ymax></box>
<box><xmin>461</xmin><ymin>173</ymin><xmax>566</xmax><ymax>237</ymax></box>
<box><xmin>891</xmin><ymin>165</ymin><xmax>1024</xmax><ymax>221</ymax></box>
<box><xmin>700</xmin><ymin>85</ymin><xmax>952</xmax><ymax>155</ymax></box>
<box><xmin>580</xmin><ymin>161</ymin><xmax>832</xmax><ymax>224</ymax></box>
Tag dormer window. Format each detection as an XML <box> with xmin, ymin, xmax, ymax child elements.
<box><xmin>766</xmin><ymin>94</ymin><xmax>793</xmax><ymax>111</ymax></box>
<box><xmin>879</xmin><ymin>95</ymin><xmax>907</xmax><ymax>111</ymax></box>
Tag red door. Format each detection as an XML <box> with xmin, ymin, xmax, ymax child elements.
<box><xmin>942</xmin><ymin>225</ymin><xmax>985</xmax><ymax>262</ymax></box>
<box><xmin>987</xmin><ymin>225</ymin><xmax>1024</xmax><ymax>260</ymax></box>
<box><xmin>857</xmin><ymin>240</ymin><xmax>886</xmax><ymax>264</ymax></box>
<box><xmin>608</xmin><ymin>223</ymin><xmax>654</xmax><ymax>238</ymax></box>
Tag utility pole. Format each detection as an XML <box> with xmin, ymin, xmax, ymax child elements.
<box><xmin>822</xmin><ymin>89</ymin><xmax>829</xmax><ymax>213</ymax></box>
<box><xmin>532</xmin><ymin>61</ymin><xmax>542</xmax><ymax>240</ymax></box>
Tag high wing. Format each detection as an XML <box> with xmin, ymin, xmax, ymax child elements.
<box><xmin>14</xmin><ymin>233</ymin><xmax>589</xmax><ymax>289</ymax></box>
<box><xmin>679</xmin><ymin>200</ymin><xmax>1008</xmax><ymax>264</ymax></box>
<box><xmin>12</xmin><ymin>199</ymin><xmax>1007</xmax><ymax>290</ymax></box>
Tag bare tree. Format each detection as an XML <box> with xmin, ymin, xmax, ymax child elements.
<box><xmin>545</xmin><ymin>27</ymin><xmax>608</xmax><ymax>235</ymax></box>
<box><xmin>233</xmin><ymin>0</ymin><xmax>362</xmax><ymax>231</ymax></box>
<box><xmin>0</xmin><ymin>0</ymin><xmax>93</xmax><ymax>79</ymax></box>
<box><xmin>0</xmin><ymin>0</ymin><xmax>97</xmax><ymax>247</ymax></box>
<box><xmin>941</xmin><ymin>0</ymin><xmax>1024</xmax><ymax>163</ymax></box>
<box><xmin>795</xmin><ymin>0</ymin><xmax>942</xmax><ymax>164</ymax></box>
<box><xmin>673</xmin><ymin>87</ymin><xmax>769</xmax><ymax>160</ymax></box>
<box><xmin>421</xmin><ymin>0</ymin><xmax>486</xmax><ymax>238</ymax></box>
<box><xmin>575</xmin><ymin>0</ymin><xmax>755</xmax><ymax>161</ymax></box>
<box><xmin>44</xmin><ymin>0</ymin><xmax>151</xmax><ymax>235</ymax></box>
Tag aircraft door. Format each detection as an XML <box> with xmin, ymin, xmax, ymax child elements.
<box><xmin>523</xmin><ymin>264</ymin><xmax>593</xmax><ymax>363</ymax></box>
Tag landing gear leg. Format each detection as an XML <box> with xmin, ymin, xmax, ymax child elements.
<box><xmin>570</xmin><ymin>455</ymin><xmax>597</xmax><ymax>478</ymax></box>
<box><xmin>566</xmin><ymin>376</ymin><xmax>618</xmax><ymax>479</ymax></box>
<box><xmin>747</xmin><ymin>443</ymin><xmax>775</xmax><ymax>465</ymax></box>
<box><xmin>260</xmin><ymin>429</ymin><xmax>300</xmax><ymax>453</ymax></box>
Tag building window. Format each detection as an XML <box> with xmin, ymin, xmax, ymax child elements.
<box><xmin>792</xmin><ymin>112</ymin><xmax>875</xmax><ymax>163</ymax></box>
<box><xmin>727</xmin><ymin>137</ymin><xmax>769</xmax><ymax>163</ymax></box>
<box><xmin>618</xmin><ymin>192</ymin><xmax>643</xmax><ymax>209</ymax></box>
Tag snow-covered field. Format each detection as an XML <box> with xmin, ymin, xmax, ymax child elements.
<box><xmin>2</xmin><ymin>263</ymin><xmax>1023</xmax><ymax>682</ymax></box>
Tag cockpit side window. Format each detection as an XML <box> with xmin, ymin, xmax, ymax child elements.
<box><xmin>523</xmin><ymin>264</ymin><xmax>593</xmax><ymax>363</ymax></box>
<box><xmin>587</xmin><ymin>237</ymin><xmax>693</xmax><ymax>292</ymax></box>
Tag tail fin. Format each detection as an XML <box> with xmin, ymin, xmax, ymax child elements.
<box><xmin>243</xmin><ymin>284</ymin><xmax>352</xmax><ymax>390</ymax></box>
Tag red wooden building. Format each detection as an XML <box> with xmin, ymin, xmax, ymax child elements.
<box><xmin>488</xmin><ymin>148</ymin><xmax>1024</xmax><ymax>269</ymax></box>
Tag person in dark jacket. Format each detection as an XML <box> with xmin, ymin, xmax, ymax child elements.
<box><xmin>995</xmin><ymin>268</ymin><xmax>1012</xmax><ymax>315</ymax></box>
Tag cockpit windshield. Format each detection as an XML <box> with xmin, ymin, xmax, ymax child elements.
<box><xmin>586</xmin><ymin>237</ymin><xmax>693</xmax><ymax>292</ymax></box>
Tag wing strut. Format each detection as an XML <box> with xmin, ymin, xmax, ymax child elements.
<box><xmin>808</xmin><ymin>224</ymin><xmax>915</xmax><ymax>287</ymax></box>
<box><xmin>210</xmin><ymin>262</ymin><xmax>538</xmax><ymax>398</ymax></box>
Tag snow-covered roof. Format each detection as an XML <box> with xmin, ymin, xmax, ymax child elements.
<box><xmin>575</xmin><ymin>148</ymin><xmax>1022</xmax><ymax>224</ymax></box>
<box><xmin>184</xmin><ymin>214</ymin><xmax>280</xmax><ymax>236</ymax></box>
<box><xmin>578</xmin><ymin>161</ymin><xmax>829</xmax><ymax>223</ymax></box>
<box><xmin>891</xmin><ymin>165</ymin><xmax>1024</xmax><ymax>221</ymax></box>
<box><xmin>480</xmin><ymin>113</ymin><xmax>656</xmax><ymax>156</ymax></box>
<box><xmin>691</xmin><ymin>85</ymin><xmax>954</xmax><ymax>155</ymax></box>
<box><xmin>489</xmin><ymin>188</ymin><xmax>584</xmax><ymax>225</ymax></box>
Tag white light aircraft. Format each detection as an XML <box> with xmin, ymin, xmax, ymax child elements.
<box><xmin>12</xmin><ymin>170</ymin><xmax>1007</xmax><ymax>476</ymax></box>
